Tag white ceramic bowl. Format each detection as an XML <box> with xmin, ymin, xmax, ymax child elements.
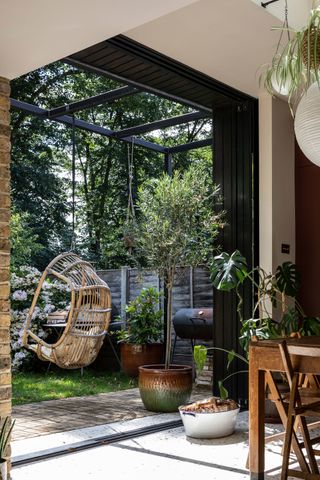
<box><xmin>179</xmin><ymin>405</ymin><xmax>239</xmax><ymax>439</ymax></box>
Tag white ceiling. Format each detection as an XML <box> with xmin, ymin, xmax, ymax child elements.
<box><xmin>0</xmin><ymin>0</ymin><xmax>199</xmax><ymax>79</ymax></box>
<box><xmin>251</xmin><ymin>0</ymin><xmax>312</xmax><ymax>30</ymax></box>
<box><xmin>0</xmin><ymin>0</ymin><xmax>313</xmax><ymax>98</ymax></box>
<box><xmin>126</xmin><ymin>0</ymin><xmax>312</xmax><ymax>97</ymax></box>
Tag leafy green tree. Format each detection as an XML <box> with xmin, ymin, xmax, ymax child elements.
<box><xmin>11</xmin><ymin>62</ymin><xmax>213</xmax><ymax>269</ymax></box>
<box><xmin>134</xmin><ymin>164</ymin><xmax>223</xmax><ymax>368</ymax></box>
<box><xmin>10</xmin><ymin>211</ymin><xmax>43</xmax><ymax>270</ymax></box>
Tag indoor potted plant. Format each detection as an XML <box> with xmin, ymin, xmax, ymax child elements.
<box><xmin>133</xmin><ymin>164</ymin><xmax>224</xmax><ymax>412</ymax></box>
<box><xmin>210</xmin><ymin>250</ymin><xmax>320</xmax><ymax>351</ymax></box>
<box><xmin>260</xmin><ymin>3</ymin><xmax>320</xmax><ymax>109</ymax></box>
<box><xmin>198</xmin><ymin>250</ymin><xmax>320</xmax><ymax>421</ymax></box>
<box><xmin>117</xmin><ymin>287</ymin><xmax>164</xmax><ymax>377</ymax></box>
<box><xmin>0</xmin><ymin>416</ymin><xmax>15</xmax><ymax>480</ymax></box>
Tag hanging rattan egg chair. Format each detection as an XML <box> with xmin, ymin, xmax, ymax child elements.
<box><xmin>22</xmin><ymin>252</ymin><xmax>112</xmax><ymax>369</ymax></box>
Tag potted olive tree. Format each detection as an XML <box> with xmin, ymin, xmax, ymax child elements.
<box><xmin>117</xmin><ymin>287</ymin><xmax>164</xmax><ymax>377</ymax></box>
<box><xmin>133</xmin><ymin>164</ymin><xmax>224</xmax><ymax>412</ymax></box>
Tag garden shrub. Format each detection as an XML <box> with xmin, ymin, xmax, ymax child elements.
<box><xmin>11</xmin><ymin>266</ymin><xmax>69</xmax><ymax>371</ymax></box>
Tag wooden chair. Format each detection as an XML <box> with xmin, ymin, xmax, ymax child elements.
<box><xmin>22</xmin><ymin>252</ymin><xmax>112</xmax><ymax>369</ymax></box>
<box><xmin>279</xmin><ymin>339</ymin><xmax>320</xmax><ymax>479</ymax></box>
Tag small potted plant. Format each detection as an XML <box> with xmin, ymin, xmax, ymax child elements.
<box><xmin>0</xmin><ymin>417</ymin><xmax>15</xmax><ymax>480</ymax></box>
<box><xmin>117</xmin><ymin>287</ymin><xmax>164</xmax><ymax>377</ymax></box>
<box><xmin>133</xmin><ymin>164</ymin><xmax>224</xmax><ymax>412</ymax></box>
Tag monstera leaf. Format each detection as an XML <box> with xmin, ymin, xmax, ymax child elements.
<box><xmin>275</xmin><ymin>262</ymin><xmax>301</xmax><ymax>297</ymax></box>
<box><xmin>210</xmin><ymin>250</ymin><xmax>248</xmax><ymax>291</ymax></box>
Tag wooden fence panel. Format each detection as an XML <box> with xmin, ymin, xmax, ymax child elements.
<box><xmin>97</xmin><ymin>266</ymin><xmax>213</xmax><ymax>366</ymax></box>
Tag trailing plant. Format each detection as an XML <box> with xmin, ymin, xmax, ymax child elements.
<box><xmin>117</xmin><ymin>287</ymin><xmax>163</xmax><ymax>345</ymax></box>
<box><xmin>260</xmin><ymin>3</ymin><xmax>320</xmax><ymax>112</ymax></box>
<box><xmin>133</xmin><ymin>164</ymin><xmax>224</xmax><ymax>369</ymax></box>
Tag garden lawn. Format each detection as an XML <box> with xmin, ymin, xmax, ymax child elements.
<box><xmin>13</xmin><ymin>370</ymin><xmax>137</xmax><ymax>405</ymax></box>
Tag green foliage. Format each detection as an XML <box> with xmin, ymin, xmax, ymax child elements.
<box><xmin>301</xmin><ymin>316</ymin><xmax>320</xmax><ymax>336</ymax></box>
<box><xmin>10</xmin><ymin>211</ymin><xmax>43</xmax><ymax>270</ymax></box>
<box><xmin>210</xmin><ymin>250</ymin><xmax>247</xmax><ymax>291</ymax></box>
<box><xmin>135</xmin><ymin>164</ymin><xmax>223</xmax><ymax>276</ymax></box>
<box><xmin>193</xmin><ymin>345</ymin><xmax>248</xmax><ymax>400</ymax></box>
<box><xmin>193</xmin><ymin>345</ymin><xmax>207</xmax><ymax>377</ymax></box>
<box><xmin>11</xmin><ymin>62</ymin><xmax>212</xmax><ymax>269</ymax></box>
<box><xmin>218</xmin><ymin>381</ymin><xmax>229</xmax><ymax>401</ymax></box>
<box><xmin>0</xmin><ymin>417</ymin><xmax>15</xmax><ymax>461</ymax></box>
<box><xmin>275</xmin><ymin>262</ymin><xmax>301</xmax><ymax>297</ymax></box>
<box><xmin>206</xmin><ymin>252</ymin><xmax>320</xmax><ymax>399</ymax></box>
<box><xmin>134</xmin><ymin>164</ymin><xmax>223</xmax><ymax>367</ymax></box>
<box><xmin>117</xmin><ymin>287</ymin><xmax>163</xmax><ymax>345</ymax></box>
<box><xmin>210</xmin><ymin>251</ymin><xmax>320</xmax><ymax>353</ymax></box>
<box><xmin>260</xmin><ymin>6</ymin><xmax>320</xmax><ymax>110</ymax></box>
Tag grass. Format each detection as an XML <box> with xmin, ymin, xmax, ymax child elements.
<box><xmin>12</xmin><ymin>369</ymin><xmax>137</xmax><ymax>406</ymax></box>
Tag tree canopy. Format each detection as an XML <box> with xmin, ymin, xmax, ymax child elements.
<box><xmin>11</xmin><ymin>62</ymin><xmax>212</xmax><ymax>270</ymax></box>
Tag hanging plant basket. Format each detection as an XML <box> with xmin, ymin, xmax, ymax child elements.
<box><xmin>260</xmin><ymin>6</ymin><xmax>320</xmax><ymax>110</ymax></box>
<box><xmin>301</xmin><ymin>26</ymin><xmax>320</xmax><ymax>70</ymax></box>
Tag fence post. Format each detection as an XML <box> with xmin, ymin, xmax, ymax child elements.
<box><xmin>121</xmin><ymin>266</ymin><xmax>129</xmax><ymax>322</ymax></box>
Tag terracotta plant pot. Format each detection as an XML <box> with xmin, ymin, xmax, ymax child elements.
<box><xmin>120</xmin><ymin>343</ymin><xmax>164</xmax><ymax>377</ymax></box>
<box><xmin>138</xmin><ymin>364</ymin><xmax>193</xmax><ymax>412</ymax></box>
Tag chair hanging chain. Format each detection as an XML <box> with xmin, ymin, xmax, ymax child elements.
<box><xmin>71</xmin><ymin>115</ymin><xmax>77</xmax><ymax>251</ymax></box>
<box><xmin>126</xmin><ymin>139</ymin><xmax>135</xmax><ymax>223</ymax></box>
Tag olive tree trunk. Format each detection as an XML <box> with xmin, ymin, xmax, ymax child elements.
<box><xmin>164</xmin><ymin>270</ymin><xmax>174</xmax><ymax>369</ymax></box>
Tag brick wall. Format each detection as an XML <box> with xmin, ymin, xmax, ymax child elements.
<box><xmin>0</xmin><ymin>76</ymin><xmax>12</xmax><ymax>471</ymax></box>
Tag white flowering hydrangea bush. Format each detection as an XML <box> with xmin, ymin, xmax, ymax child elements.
<box><xmin>11</xmin><ymin>266</ymin><xmax>70</xmax><ymax>372</ymax></box>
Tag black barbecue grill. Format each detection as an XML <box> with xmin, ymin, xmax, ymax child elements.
<box><xmin>172</xmin><ymin>308</ymin><xmax>213</xmax><ymax>356</ymax></box>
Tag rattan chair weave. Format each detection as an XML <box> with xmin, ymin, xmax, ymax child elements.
<box><xmin>22</xmin><ymin>252</ymin><xmax>112</xmax><ymax>369</ymax></box>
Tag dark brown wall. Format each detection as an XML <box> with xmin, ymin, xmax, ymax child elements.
<box><xmin>296</xmin><ymin>142</ymin><xmax>320</xmax><ymax>316</ymax></box>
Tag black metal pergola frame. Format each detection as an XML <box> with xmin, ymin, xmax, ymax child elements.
<box><xmin>10</xmin><ymin>60</ymin><xmax>213</xmax><ymax>171</ymax></box>
<box><xmin>10</xmin><ymin>35</ymin><xmax>260</xmax><ymax>403</ymax></box>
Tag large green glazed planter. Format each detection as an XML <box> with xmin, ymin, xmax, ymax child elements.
<box><xmin>138</xmin><ymin>364</ymin><xmax>193</xmax><ymax>413</ymax></box>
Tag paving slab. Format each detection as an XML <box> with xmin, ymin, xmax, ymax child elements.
<box><xmin>11</xmin><ymin>412</ymin><xmax>288</xmax><ymax>480</ymax></box>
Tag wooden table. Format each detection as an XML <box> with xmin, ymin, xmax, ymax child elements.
<box><xmin>249</xmin><ymin>336</ymin><xmax>320</xmax><ymax>479</ymax></box>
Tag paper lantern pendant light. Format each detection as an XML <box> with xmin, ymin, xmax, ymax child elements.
<box><xmin>294</xmin><ymin>82</ymin><xmax>320</xmax><ymax>167</ymax></box>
